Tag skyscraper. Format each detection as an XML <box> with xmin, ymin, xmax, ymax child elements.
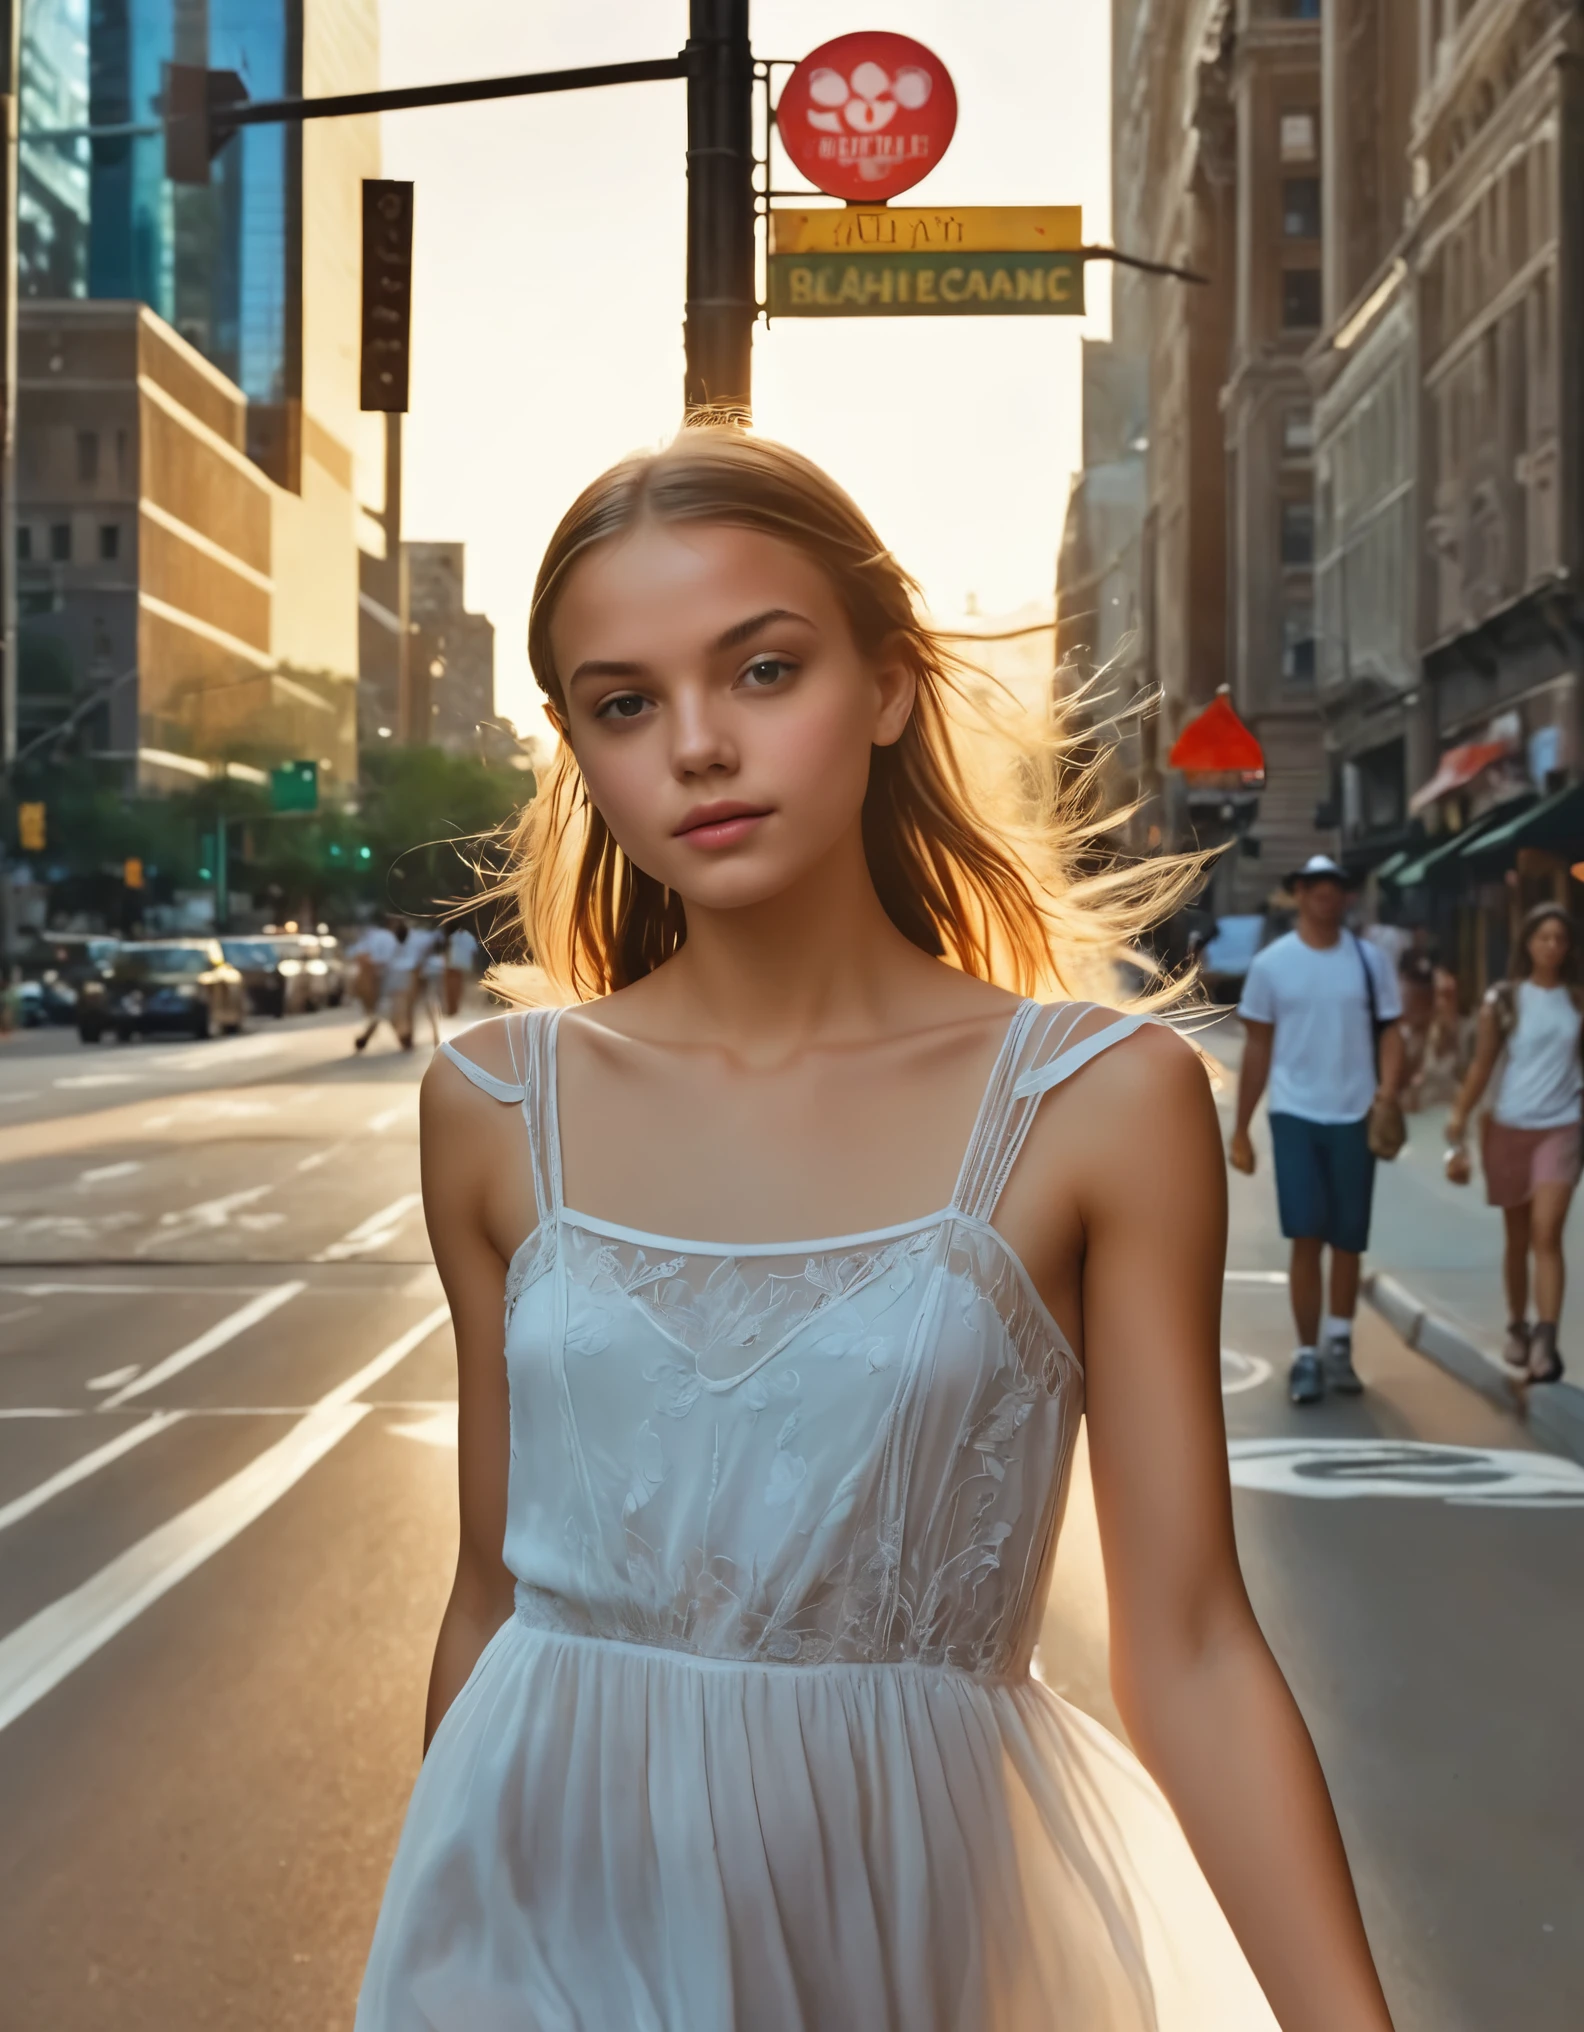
<box><xmin>17</xmin><ymin>0</ymin><xmax>383</xmax><ymax>793</ymax></box>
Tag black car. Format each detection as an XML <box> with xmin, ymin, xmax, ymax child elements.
<box><xmin>79</xmin><ymin>940</ymin><xmax>247</xmax><ymax>1042</ymax></box>
<box><xmin>221</xmin><ymin>937</ymin><xmax>311</xmax><ymax>1018</ymax></box>
<box><xmin>17</xmin><ymin>933</ymin><xmax>119</xmax><ymax>1024</ymax></box>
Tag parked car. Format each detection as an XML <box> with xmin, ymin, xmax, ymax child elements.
<box><xmin>220</xmin><ymin>937</ymin><xmax>312</xmax><ymax>1019</ymax></box>
<box><xmin>310</xmin><ymin>931</ymin><xmax>348</xmax><ymax>1006</ymax></box>
<box><xmin>1198</xmin><ymin>914</ymin><xmax>1268</xmax><ymax>1003</ymax></box>
<box><xmin>78</xmin><ymin>940</ymin><xmax>247</xmax><ymax>1042</ymax></box>
<box><xmin>16</xmin><ymin>933</ymin><xmax>119</xmax><ymax>1024</ymax></box>
<box><xmin>264</xmin><ymin>932</ymin><xmax>331</xmax><ymax>1011</ymax></box>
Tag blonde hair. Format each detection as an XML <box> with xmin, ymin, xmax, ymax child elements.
<box><xmin>488</xmin><ymin>426</ymin><xmax>1204</xmax><ymax>1006</ymax></box>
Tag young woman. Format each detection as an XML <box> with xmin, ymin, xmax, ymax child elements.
<box><xmin>356</xmin><ymin>431</ymin><xmax>1395</xmax><ymax>2031</ymax></box>
<box><xmin>1446</xmin><ymin>903</ymin><xmax>1583</xmax><ymax>1383</ymax></box>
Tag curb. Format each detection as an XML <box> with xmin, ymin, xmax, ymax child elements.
<box><xmin>1362</xmin><ymin>1270</ymin><xmax>1584</xmax><ymax>1466</ymax></box>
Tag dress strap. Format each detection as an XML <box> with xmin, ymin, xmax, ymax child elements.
<box><xmin>954</xmin><ymin>1002</ymin><xmax>1151</xmax><ymax>1224</ymax></box>
<box><xmin>437</xmin><ymin>1011</ymin><xmax>564</xmax><ymax>1221</ymax></box>
<box><xmin>437</xmin><ymin>1040</ymin><xmax>526</xmax><ymax>1104</ymax></box>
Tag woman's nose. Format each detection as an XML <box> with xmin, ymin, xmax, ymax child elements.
<box><xmin>669</xmin><ymin>691</ymin><xmax>737</xmax><ymax>777</ymax></box>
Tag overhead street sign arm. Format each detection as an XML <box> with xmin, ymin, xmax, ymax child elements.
<box><xmin>1081</xmin><ymin>244</ymin><xmax>1209</xmax><ymax>286</ymax></box>
<box><xmin>173</xmin><ymin>53</ymin><xmax>692</xmax><ymax>168</ymax></box>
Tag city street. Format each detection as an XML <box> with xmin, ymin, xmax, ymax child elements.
<box><xmin>0</xmin><ymin>1012</ymin><xmax>1576</xmax><ymax>2029</ymax></box>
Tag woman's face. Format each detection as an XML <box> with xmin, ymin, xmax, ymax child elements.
<box><xmin>1528</xmin><ymin>917</ymin><xmax>1571</xmax><ymax>976</ymax></box>
<box><xmin>549</xmin><ymin>520</ymin><xmax>914</xmax><ymax>913</ymax></box>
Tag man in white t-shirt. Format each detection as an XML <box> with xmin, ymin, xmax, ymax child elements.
<box><xmin>1232</xmin><ymin>856</ymin><xmax>1405</xmax><ymax>1404</ymax></box>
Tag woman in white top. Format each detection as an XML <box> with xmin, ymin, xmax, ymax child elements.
<box><xmin>1447</xmin><ymin>903</ymin><xmax>1582</xmax><ymax>1382</ymax></box>
<box><xmin>356</xmin><ymin>428</ymin><xmax>1396</xmax><ymax>2031</ymax></box>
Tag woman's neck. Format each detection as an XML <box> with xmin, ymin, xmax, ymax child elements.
<box><xmin>632</xmin><ymin>824</ymin><xmax>960</xmax><ymax>1060</ymax></box>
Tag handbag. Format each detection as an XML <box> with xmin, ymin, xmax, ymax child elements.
<box><xmin>1352</xmin><ymin>933</ymin><xmax>1406</xmax><ymax>1161</ymax></box>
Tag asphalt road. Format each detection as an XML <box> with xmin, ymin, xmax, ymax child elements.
<box><xmin>0</xmin><ymin>1009</ymin><xmax>1578</xmax><ymax>2030</ymax></box>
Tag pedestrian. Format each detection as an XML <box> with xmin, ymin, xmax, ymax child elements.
<box><xmin>442</xmin><ymin>922</ymin><xmax>478</xmax><ymax>1017</ymax></box>
<box><xmin>348</xmin><ymin>917</ymin><xmax>398</xmax><ymax>1045</ymax></box>
<box><xmin>352</xmin><ymin>916</ymin><xmax>410</xmax><ymax>1054</ymax></box>
<box><xmin>1444</xmin><ymin>902</ymin><xmax>1582</xmax><ymax>1384</ymax></box>
<box><xmin>356</xmin><ymin>430</ymin><xmax>1393</xmax><ymax>2032</ymax></box>
<box><xmin>409</xmin><ymin>926</ymin><xmax>445</xmax><ymax>1049</ymax></box>
<box><xmin>1404</xmin><ymin>966</ymin><xmax>1469</xmax><ymax>1112</ymax></box>
<box><xmin>1229</xmin><ymin>854</ymin><xmax>1406</xmax><ymax>1404</ymax></box>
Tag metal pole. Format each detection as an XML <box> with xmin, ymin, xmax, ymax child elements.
<box><xmin>684</xmin><ymin>0</ymin><xmax>755</xmax><ymax>418</ymax></box>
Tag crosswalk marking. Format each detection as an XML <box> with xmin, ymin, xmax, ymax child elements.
<box><xmin>315</xmin><ymin>1194</ymin><xmax>424</xmax><ymax>1263</ymax></box>
<box><xmin>0</xmin><ymin>1304</ymin><xmax>450</xmax><ymax>1735</ymax></box>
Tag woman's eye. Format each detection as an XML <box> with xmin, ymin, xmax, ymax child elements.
<box><xmin>740</xmin><ymin>656</ymin><xmax>796</xmax><ymax>689</ymax></box>
<box><xmin>595</xmin><ymin>692</ymin><xmax>651</xmax><ymax>721</ymax></box>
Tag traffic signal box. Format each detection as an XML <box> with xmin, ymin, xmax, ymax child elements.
<box><xmin>17</xmin><ymin>803</ymin><xmax>45</xmax><ymax>852</ymax></box>
<box><xmin>362</xmin><ymin>182</ymin><xmax>415</xmax><ymax>413</ymax></box>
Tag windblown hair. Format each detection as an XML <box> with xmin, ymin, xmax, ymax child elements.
<box><xmin>487</xmin><ymin>425</ymin><xmax>1206</xmax><ymax>1006</ymax></box>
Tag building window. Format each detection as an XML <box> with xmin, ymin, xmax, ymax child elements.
<box><xmin>1282</xmin><ymin>268</ymin><xmax>1323</xmax><ymax>328</ymax></box>
<box><xmin>1278</xmin><ymin>0</ymin><xmax>1321</xmax><ymax>16</ymax></box>
<box><xmin>98</xmin><ymin>523</ymin><xmax>120</xmax><ymax>562</ymax></box>
<box><xmin>1280</xmin><ymin>111</ymin><xmax>1317</xmax><ymax>163</ymax></box>
<box><xmin>1283</xmin><ymin>409</ymin><xmax>1315</xmax><ymax>453</ymax></box>
<box><xmin>76</xmin><ymin>430</ymin><xmax>99</xmax><ymax>483</ymax></box>
<box><xmin>16</xmin><ymin>525</ymin><xmax>30</xmax><ymax>563</ymax></box>
<box><xmin>1281</xmin><ymin>500</ymin><xmax>1316</xmax><ymax>566</ymax></box>
<box><xmin>1283</xmin><ymin>611</ymin><xmax>1317</xmax><ymax>683</ymax></box>
<box><xmin>49</xmin><ymin>522</ymin><xmax>71</xmax><ymax>563</ymax></box>
<box><xmin>1282</xmin><ymin>177</ymin><xmax>1321</xmax><ymax>239</ymax></box>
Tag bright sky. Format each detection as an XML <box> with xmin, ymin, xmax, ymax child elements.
<box><xmin>377</xmin><ymin>2</ymin><xmax>1112</xmax><ymax>733</ymax></box>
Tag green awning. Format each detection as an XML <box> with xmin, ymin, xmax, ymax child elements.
<box><xmin>1458</xmin><ymin>781</ymin><xmax>1584</xmax><ymax>866</ymax></box>
<box><xmin>1388</xmin><ymin>799</ymin><xmax>1532</xmax><ymax>887</ymax></box>
<box><xmin>1372</xmin><ymin>849</ymin><xmax>1410</xmax><ymax>882</ymax></box>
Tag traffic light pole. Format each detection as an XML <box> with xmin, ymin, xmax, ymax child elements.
<box><xmin>683</xmin><ymin>0</ymin><xmax>755</xmax><ymax>417</ymax></box>
<box><xmin>165</xmin><ymin>12</ymin><xmax>757</xmax><ymax>420</ymax></box>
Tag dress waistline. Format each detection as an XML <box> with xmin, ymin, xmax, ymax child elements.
<box><xmin>510</xmin><ymin>1597</ymin><xmax>1024</xmax><ymax>1688</ymax></box>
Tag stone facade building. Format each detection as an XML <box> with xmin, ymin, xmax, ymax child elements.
<box><xmin>1092</xmin><ymin>0</ymin><xmax>1334</xmax><ymax>908</ymax></box>
<box><xmin>403</xmin><ymin>542</ymin><xmax>497</xmax><ymax>755</ymax></box>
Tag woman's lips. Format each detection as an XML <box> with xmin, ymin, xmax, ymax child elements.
<box><xmin>673</xmin><ymin>804</ymin><xmax>772</xmax><ymax>849</ymax></box>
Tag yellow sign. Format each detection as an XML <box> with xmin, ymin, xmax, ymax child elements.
<box><xmin>768</xmin><ymin>251</ymin><xmax>1084</xmax><ymax>319</ymax></box>
<box><xmin>17</xmin><ymin>802</ymin><xmax>45</xmax><ymax>852</ymax></box>
<box><xmin>123</xmin><ymin>857</ymin><xmax>144</xmax><ymax>890</ymax></box>
<box><xmin>768</xmin><ymin>206</ymin><xmax>1082</xmax><ymax>256</ymax></box>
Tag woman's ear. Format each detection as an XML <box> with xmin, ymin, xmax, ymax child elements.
<box><xmin>871</xmin><ymin>633</ymin><xmax>918</xmax><ymax>750</ymax></box>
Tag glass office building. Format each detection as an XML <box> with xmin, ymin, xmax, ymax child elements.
<box><xmin>21</xmin><ymin>0</ymin><xmax>303</xmax><ymax>483</ymax></box>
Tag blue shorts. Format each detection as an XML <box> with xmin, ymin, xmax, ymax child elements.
<box><xmin>1269</xmin><ymin>1113</ymin><xmax>1377</xmax><ymax>1254</ymax></box>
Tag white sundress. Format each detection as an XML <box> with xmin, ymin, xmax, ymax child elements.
<box><xmin>356</xmin><ymin>1000</ymin><xmax>1279</xmax><ymax>2031</ymax></box>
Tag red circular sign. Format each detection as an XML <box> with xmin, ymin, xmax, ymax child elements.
<box><xmin>777</xmin><ymin>32</ymin><xmax>958</xmax><ymax>203</ymax></box>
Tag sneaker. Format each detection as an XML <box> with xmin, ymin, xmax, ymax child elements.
<box><xmin>1322</xmin><ymin>1337</ymin><xmax>1364</xmax><ymax>1395</ymax></box>
<box><xmin>1288</xmin><ymin>1350</ymin><xmax>1325</xmax><ymax>1405</ymax></box>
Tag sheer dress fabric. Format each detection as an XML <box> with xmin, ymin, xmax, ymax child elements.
<box><xmin>356</xmin><ymin>1003</ymin><xmax>1279</xmax><ymax>2031</ymax></box>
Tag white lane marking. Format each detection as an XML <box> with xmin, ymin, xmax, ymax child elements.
<box><xmin>387</xmin><ymin>1405</ymin><xmax>457</xmax><ymax>1448</ymax></box>
<box><xmin>0</xmin><ymin>1305</ymin><xmax>40</xmax><ymax>1328</ymax></box>
<box><xmin>295</xmin><ymin>1141</ymin><xmax>347</xmax><ymax>1174</ymax></box>
<box><xmin>101</xmin><ymin>1282</ymin><xmax>305</xmax><ymax>1408</ymax></box>
<box><xmin>78</xmin><ymin>1161</ymin><xmax>143</xmax><ymax>1186</ymax></box>
<box><xmin>0</xmin><ymin>1413</ymin><xmax>183</xmax><ymax>1534</ymax></box>
<box><xmin>315</xmin><ymin>1193</ymin><xmax>424</xmax><ymax>1263</ymax></box>
<box><xmin>367</xmin><ymin>1103</ymin><xmax>407</xmax><ymax>1133</ymax></box>
<box><xmin>158</xmin><ymin>1035</ymin><xmax>286</xmax><ymax>1073</ymax></box>
<box><xmin>53</xmin><ymin>1073</ymin><xmax>145</xmax><ymax>1090</ymax></box>
<box><xmin>0</xmin><ymin>1304</ymin><xmax>449</xmax><ymax>1734</ymax></box>
<box><xmin>135</xmin><ymin>1182</ymin><xmax>276</xmax><ymax>1254</ymax></box>
<box><xmin>0</xmin><ymin>1213</ymin><xmax>139</xmax><ymax>1238</ymax></box>
<box><xmin>1226</xmin><ymin>1438</ymin><xmax>1584</xmax><ymax>1508</ymax></box>
<box><xmin>0</xmin><ymin>1282</ymin><xmax>276</xmax><ymax>1296</ymax></box>
<box><xmin>1220</xmin><ymin>1346</ymin><xmax>1272</xmax><ymax>1395</ymax></box>
<box><xmin>0</xmin><ymin>1403</ymin><xmax>366</xmax><ymax>1735</ymax></box>
<box><xmin>87</xmin><ymin>1365</ymin><xmax>142</xmax><ymax>1392</ymax></box>
<box><xmin>0</xmin><ymin>1091</ymin><xmax>42</xmax><ymax>1104</ymax></box>
<box><xmin>1223</xmin><ymin>1271</ymin><xmax>1289</xmax><ymax>1286</ymax></box>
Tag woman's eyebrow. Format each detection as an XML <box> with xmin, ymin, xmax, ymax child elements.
<box><xmin>568</xmin><ymin>656</ymin><xmax>645</xmax><ymax>685</ymax></box>
<box><xmin>712</xmin><ymin>608</ymin><xmax>813</xmax><ymax>652</ymax></box>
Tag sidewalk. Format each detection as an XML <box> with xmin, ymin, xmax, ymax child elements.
<box><xmin>1207</xmin><ymin>1021</ymin><xmax>1584</xmax><ymax>1464</ymax></box>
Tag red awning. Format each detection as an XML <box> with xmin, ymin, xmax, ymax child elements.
<box><xmin>1408</xmin><ymin>739</ymin><xmax>1510</xmax><ymax>815</ymax></box>
<box><xmin>1167</xmin><ymin>694</ymin><xmax>1265</xmax><ymax>775</ymax></box>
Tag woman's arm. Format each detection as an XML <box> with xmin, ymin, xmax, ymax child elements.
<box><xmin>1229</xmin><ymin>1018</ymin><xmax>1273</xmax><ymax>1174</ymax></box>
<box><xmin>1080</xmin><ymin>1029</ymin><xmax>1394</xmax><ymax>2032</ymax></box>
<box><xmin>418</xmin><ymin>1057</ymin><xmax>522</xmax><ymax>1751</ymax></box>
<box><xmin>1446</xmin><ymin>1001</ymin><xmax>1501</xmax><ymax>1145</ymax></box>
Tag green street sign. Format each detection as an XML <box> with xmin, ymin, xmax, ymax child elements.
<box><xmin>271</xmin><ymin>759</ymin><xmax>319</xmax><ymax>813</ymax></box>
<box><xmin>768</xmin><ymin>249</ymin><xmax>1085</xmax><ymax>319</ymax></box>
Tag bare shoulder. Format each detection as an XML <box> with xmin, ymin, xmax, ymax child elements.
<box><xmin>420</xmin><ymin>1013</ymin><xmax>529</xmax><ymax>1117</ymax></box>
<box><xmin>1031</xmin><ymin>1008</ymin><xmax>1218</xmax><ymax>1151</ymax></box>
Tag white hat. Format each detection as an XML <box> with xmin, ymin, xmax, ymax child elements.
<box><xmin>1287</xmin><ymin>853</ymin><xmax>1355</xmax><ymax>887</ymax></box>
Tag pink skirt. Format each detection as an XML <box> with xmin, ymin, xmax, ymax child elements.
<box><xmin>1482</xmin><ymin>1118</ymin><xmax>1583</xmax><ymax>1208</ymax></box>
